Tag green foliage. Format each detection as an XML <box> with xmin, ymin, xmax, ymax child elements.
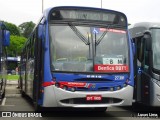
<box><xmin>4</xmin><ymin>22</ymin><xmax>20</xmax><ymax>36</ymax></box>
<box><xmin>3</xmin><ymin>21</ymin><xmax>35</xmax><ymax>57</ymax></box>
<box><xmin>7</xmin><ymin>35</ymin><xmax>26</xmax><ymax>56</ymax></box>
<box><xmin>7</xmin><ymin>75</ymin><xmax>19</xmax><ymax>80</ymax></box>
<box><xmin>19</xmin><ymin>21</ymin><xmax>35</xmax><ymax>38</ymax></box>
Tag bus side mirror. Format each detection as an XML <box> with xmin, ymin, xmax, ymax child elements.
<box><xmin>144</xmin><ymin>33</ymin><xmax>151</xmax><ymax>51</ymax></box>
<box><xmin>132</xmin><ymin>42</ymin><xmax>135</xmax><ymax>55</ymax></box>
<box><xmin>3</xmin><ymin>30</ymin><xmax>10</xmax><ymax>46</ymax></box>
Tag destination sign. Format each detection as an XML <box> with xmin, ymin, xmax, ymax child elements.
<box><xmin>94</xmin><ymin>64</ymin><xmax>129</xmax><ymax>72</ymax></box>
<box><xmin>49</xmin><ymin>7</ymin><xmax>127</xmax><ymax>26</ymax></box>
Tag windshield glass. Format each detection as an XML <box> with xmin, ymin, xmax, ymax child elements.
<box><xmin>49</xmin><ymin>24</ymin><xmax>129</xmax><ymax>73</ymax></box>
<box><xmin>152</xmin><ymin>28</ymin><xmax>160</xmax><ymax>70</ymax></box>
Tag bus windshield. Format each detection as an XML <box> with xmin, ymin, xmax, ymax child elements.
<box><xmin>49</xmin><ymin>24</ymin><xmax>129</xmax><ymax>73</ymax></box>
<box><xmin>152</xmin><ymin>28</ymin><xmax>160</xmax><ymax>70</ymax></box>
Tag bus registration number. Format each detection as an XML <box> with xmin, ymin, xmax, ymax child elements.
<box><xmin>103</xmin><ymin>58</ymin><xmax>123</xmax><ymax>65</ymax></box>
<box><xmin>86</xmin><ymin>95</ymin><xmax>102</xmax><ymax>101</ymax></box>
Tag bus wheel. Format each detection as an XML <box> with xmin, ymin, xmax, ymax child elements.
<box><xmin>93</xmin><ymin>107</ymin><xmax>107</xmax><ymax>112</ymax></box>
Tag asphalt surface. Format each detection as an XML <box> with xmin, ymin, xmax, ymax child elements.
<box><xmin>0</xmin><ymin>80</ymin><xmax>159</xmax><ymax>120</ymax></box>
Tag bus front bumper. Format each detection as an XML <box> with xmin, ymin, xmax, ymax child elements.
<box><xmin>42</xmin><ymin>85</ymin><xmax>133</xmax><ymax>107</ymax></box>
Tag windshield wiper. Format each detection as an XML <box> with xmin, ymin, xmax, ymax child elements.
<box><xmin>68</xmin><ymin>23</ymin><xmax>90</xmax><ymax>45</ymax></box>
<box><xmin>96</xmin><ymin>25</ymin><xmax>111</xmax><ymax>46</ymax></box>
<box><xmin>68</xmin><ymin>23</ymin><xmax>92</xmax><ymax>59</ymax></box>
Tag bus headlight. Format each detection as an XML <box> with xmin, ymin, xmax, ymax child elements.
<box><xmin>110</xmin><ymin>87</ymin><xmax>114</xmax><ymax>91</ymax></box>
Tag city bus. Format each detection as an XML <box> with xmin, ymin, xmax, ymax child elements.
<box><xmin>7</xmin><ymin>56</ymin><xmax>20</xmax><ymax>74</ymax></box>
<box><xmin>0</xmin><ymin>21</ymin><xmax>10</xmax><ymax>99</ymax></box>
<box><xmin>129</xmin><ymin>22</ymin><xmax>160</xmax><ymax>106</ymax></box>
<box><xmin>20</xmin><ymin>6</ymin><xmax>134</xmax><ymax>111</ymax></box>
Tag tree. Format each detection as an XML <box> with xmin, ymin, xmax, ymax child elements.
<box><xmin>7</xmin><ymin>35</ymin><xmax>26</xmax><ymax>56</ymax></box>
<box><xmin>4</xmin><ymin>22</ymin><xmax>20</xmax><ymax>36</ymax></box>
<box><xmin>19</xmin><ymin>21</ymin><xmax>35</xmax><ymax>38</ymax></box>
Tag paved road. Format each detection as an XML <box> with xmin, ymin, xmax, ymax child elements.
<box><xmin>0</xmin><ymin>81</ymin><xmax>159</xmax><ymax>120</ymax></box>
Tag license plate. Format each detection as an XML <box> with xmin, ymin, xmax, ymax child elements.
<box><xmin>86</xmin><ymin>95</ymin><xmax>102</xmax><ymax>101</ymax></box>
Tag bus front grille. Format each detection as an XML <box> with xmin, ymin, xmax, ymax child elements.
<box><xmin>60</xmin><ymin>97</ymin><xmax>122</xmax><ymax>104</ymax></box>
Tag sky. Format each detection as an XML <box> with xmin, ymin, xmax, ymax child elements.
<box><xmin>0</xmin><ymin>0</ymin><xmax>160</xmax><ymax>26</ymax></box>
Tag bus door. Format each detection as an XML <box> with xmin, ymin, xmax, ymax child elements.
<box><xmin>134</xmin><ymin>37</ymin><xmax>143</xmax><ymax>102</ymax></box>
<box><xmin>33</xmin><ymin>28</ymin><xmax>43</xmax><ymax>105</ymax></box>
<box><xmin>140</xmin><ymin>35</ymin><xmax>151</xmax><ymax>105</ymax></box>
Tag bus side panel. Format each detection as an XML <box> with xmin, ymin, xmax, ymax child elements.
<box><xmin>42</xmin><ymin>23</ymin><xmax>57</xmax><ymax>107</ymax></box>
<box><xmin>26</xmin><ymin>58</ymin><xmax>34</xmax><ymax>99</ymax></box>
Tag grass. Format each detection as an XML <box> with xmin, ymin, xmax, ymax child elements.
<box><xmin>7</xmin><ymin>75</ymin><xmax>19</xmax><ymax>80</ymax></box>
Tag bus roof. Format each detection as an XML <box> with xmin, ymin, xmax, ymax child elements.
<box><xmin>129</xmin><ymin>22</ymin><xmax>160</xmax><ymax>38</ymax></box>
<box><xmin>43</xmin><ymin>6</ymin><xmax>127</xmax><ymax>18</ymax></box>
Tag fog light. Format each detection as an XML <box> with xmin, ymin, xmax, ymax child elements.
<box><xmin>71</xmin><ymin>87</ymin><xmax>76</xmax><ymax>92</ymax></box>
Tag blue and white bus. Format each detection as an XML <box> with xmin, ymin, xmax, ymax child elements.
<box><xmin>130</xmin><ymin>22</ymin><xmax>160</xmax><ymax>106</ymax></box>
<box><xmin>0</xmin><ymin>21</ymin><xmax>10</xmax><ymax>99</ymax></box>
<box><xmin>7</xmin><ymin>56</ymin><xmax>20</xmax><ymax>74</ymax></box>
<box><xmin>20</xmin><ymin>6</ymin><xmax>134</xmax><ymax>111</ymax></box>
